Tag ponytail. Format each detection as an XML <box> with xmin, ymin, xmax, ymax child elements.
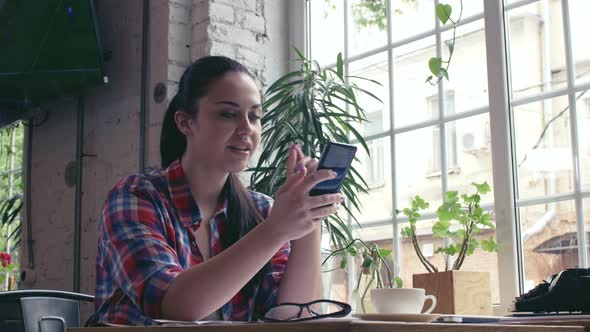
<box><xmin>160</xmin><ymin>95</ymin><xmax>185</xmax><ymax>168</ymax></box>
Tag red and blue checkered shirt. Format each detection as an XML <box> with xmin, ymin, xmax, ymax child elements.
<box><xmin>94</xmin><ymin>159</ymin><xmax>290</xmax><ymax>325</ymax></box>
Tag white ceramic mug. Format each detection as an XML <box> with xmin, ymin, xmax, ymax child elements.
<box><xmin>370</xmin><ymin>288</ymin><xmax>437</xmax><ymax>314</ymax></box>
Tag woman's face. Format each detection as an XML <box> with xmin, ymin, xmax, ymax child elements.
<box><xmin>185</xmin><ymin>71</ymin><xmax>262</xmax><ymax>173</ymax></box>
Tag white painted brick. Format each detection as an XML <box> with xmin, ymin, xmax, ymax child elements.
<box><xmin>192</xmin><ymin>20</ymin><xmax>209</xmax><ymax>44</ymax></box>
<box><xmin>167</xmin><ymin>81</ymin><xmax>179</xmax><ymax>100</ymax></box>
<box><xmin>168</xmin><ymin>40</ymin><xmax>191</xmax><ymax>65</ymax></box>
<box><xmin>191</xmin><ymin>0</ymin><xmax>209</xmax><ymax>25</ymax></box>
<box><xmin>237</xmin><ymin>47</ymin><xmax>264</xmax><ymax>68</ymax></box>
<box><xmin>208</xmin><ymin>24</ymin><xmax>257</xmax><ymax>48</ymax></box>
<box><xmin>168</xmin><ymin>63</ymin><xmax>187</xmax><ymax>82</ymax></box>
<box><xmin>216</xmin><ymin>0</ymin><xmax>256</xmax><ymax>12</ymax></box>
<box><xmin>169</xmin><ymin>2</ymin><xmax>191</xmax><ymax>24</ymax></box>
<box><xmin>191</xmin><ymin>40</ymin><xmax>211</xmax><ymax>60</ymax></box>
<box><xmin>209</xmin><ymin>41</ymin><xmax>237</xmax><ymax>57</ymax></box>
<box><xmin>170</xmin><ymin>0</ymin><xmax>191</xmax><ymax>8</ymax></box>
<box><xmin>238</xmin><ymin>11</ymin><xmax>265</xmax><ymax>34</ymax></box>
<box><xmin>169</xmin><ymin>21</ymin><xmax>191</xmax><ymax>45</ymax></box>
<box><xmin>210</xmin><ymin>2</ymin><xmax>235</xmax><ymax>24</ymax></box>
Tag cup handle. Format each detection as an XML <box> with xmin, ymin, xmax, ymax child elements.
<box><xmin>422</xmin><ymin>295</ymin><xmax>437</xmax><ymax>314</ymax></box>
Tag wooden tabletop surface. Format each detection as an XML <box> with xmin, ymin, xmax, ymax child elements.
<box><xmin>69</xmin><ymin>318</ymin><xmax>590</xmax><ymax>332</ymax></box>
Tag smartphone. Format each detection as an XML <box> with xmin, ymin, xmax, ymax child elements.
<box><xmin>310</xmin><ymin>142</ymin><xmax>357</xmax><ymax>196</ymax></box>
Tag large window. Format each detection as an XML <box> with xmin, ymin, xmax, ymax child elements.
<box><xmin>307</xmin><ymin>0</ymin><xmax>590</xmax><ymax>311</ymax></box>
<box><xmin>0</xmin><ymin>124</ymin><xmax>24</xmax><ymax>263</ymax></box>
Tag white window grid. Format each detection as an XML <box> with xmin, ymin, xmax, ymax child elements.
<box><xmin>302</xmin><ymin>0</ymin><xmax>590</xmax><ymax>310</ymax></box>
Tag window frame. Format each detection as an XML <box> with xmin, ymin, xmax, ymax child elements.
<box><xmin>295</xmin><ymin>0</ymin><xmax>589</xmax><ymax>313</ymax></box>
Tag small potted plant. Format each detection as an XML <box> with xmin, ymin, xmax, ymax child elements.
<box><xmin>401</xmin><ymin>181</ymin><xmax>498</xmax><ymax>315</ymax></box>
<box><xmin>322</xmin><ymin>239</ymin><xmax>403</xmax><ymax>313</ymax></box>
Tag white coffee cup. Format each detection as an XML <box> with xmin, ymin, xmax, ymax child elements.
<box><xmin>370</xmin><ymin>288</ymin><xmax>437</xmax><ymax>314</ymax></box>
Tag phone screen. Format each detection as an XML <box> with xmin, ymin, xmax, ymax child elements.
<box><xmin>310</xmin><ymin>142</ymin><xmax>357</xmax><ymax>196</ymax></box>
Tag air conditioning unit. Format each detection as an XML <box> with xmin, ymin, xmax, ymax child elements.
<box><xmin>461</xmin><ymin>128</ymin><xmax>488</xmax><ymax>152</ymax></box>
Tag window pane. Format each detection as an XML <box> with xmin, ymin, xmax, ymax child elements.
<box><xmin>390</xmin><ymin>0</ymin><xmax>434</xmax><ymax>43</ymax></box>
<box><xmin>321</xmin><ymin>247</ymin><xmax>349</xmax><ymax>303</ymax></box>
<box><xmin>393</xmin><ymin>37</ymin><xmax>439</xmax><ymax>128</ymax></box>
<box><xmin>506</xmin><ymin>1</ymin><xmax>567</xmax><ymax>100</ymax></box>
<box><xmin>569</xmin><ymin>1</ymin><xmax>590</xmax><ymax>86</ymax></box>
<box><xmin>447</xmin><ymin>113</ymin><xmax>494</xmax><ymax>205</ymax></box>
<box><xmin>513</xmin><ymin>96</ymin><xmax>574</xmax><ymax>200</ymax></box>
<box><xmin>347</xmin><ymin>0</ymin><xmax>388</xmax><ymax>57</ymax></box>
<box><xmin>395</xmin><ymin>126</ymin><xmax>442</xmax><ymax>211</ymax></box>
<box><xmin>349</xmin><ymin>52</ymin><xmax>390</xmax><ymax>135</ymax></box>
<box><xmin>446</xmin><ymin>0</ymin><xmax>483</xmax><ymax>18</ymax></box>
<box><xmin>310</xmin><ymin>0</ymin><xmax>345</xmax><ymax>66</ymax></box>
<box><xmin>353</xmin><ymin>137</ymin><xmax>392</xmax><ymax>224</ymax></box>
<box><xmin>578</xmin><ymin>91</ymin><xmax>590</xmax><ymax>191</ymax></box>
<box><xmin>520</xmin><ymin>201</ymin><xmax>579</xmax><ymax>293</ymax></box>
<box><xmin>441</xmin><ymin>20</ymin><xmax>488</xmax><ymax>115</ymax></box>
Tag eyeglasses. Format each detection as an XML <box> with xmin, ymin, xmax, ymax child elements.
<box><xmin>260</xmin><ymin>299</ymin><xmax>351</xmax><ymax>322</ymax></box>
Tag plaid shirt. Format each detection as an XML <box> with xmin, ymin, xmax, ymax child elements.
<box><xmin>94</xmin><ymin>159</ymin><xmax>290</xmax><ymax>325</ymax></box>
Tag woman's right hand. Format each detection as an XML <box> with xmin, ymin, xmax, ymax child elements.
<box><xmin>265</xmin><ymin>144</ymin><xmax>344</xmax><ymax>241</ymax></box>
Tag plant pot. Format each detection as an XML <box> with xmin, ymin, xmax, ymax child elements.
<box><xmin>412</xmin><ymin>270</ymin><xmax>492</xmax><ymax>315</ymax></box>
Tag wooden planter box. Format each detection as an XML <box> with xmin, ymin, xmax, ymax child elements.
<box><xmin>412</xmin><ymin>270</ymin><xmax>492</xmax><ymax>315</ymax></box>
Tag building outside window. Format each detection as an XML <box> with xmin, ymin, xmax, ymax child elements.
<box><xmin>306</xmin><ymin>0</ymin><xmax>590</xmax><ymax>312</ymax></box>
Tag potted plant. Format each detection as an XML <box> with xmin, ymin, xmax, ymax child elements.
<box><xmin>249</xmin><ymin>48</ymin><xmax>380</xmax><ymax>250</ymax></box>
<box><xmin>401</xmin><ymin>181</ymin><xmax>498</xmax><ymax>315</ymax></box>
<box><xmin>322</xmin><ymin>239</ymin><xmax>402</xmax><ymax>313</ymax></box>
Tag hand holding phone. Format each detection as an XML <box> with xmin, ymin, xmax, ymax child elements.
<box><xmin>310</xmin><ymin>142</ymin><xmax>357</xmax><ymax>196</ymax></box>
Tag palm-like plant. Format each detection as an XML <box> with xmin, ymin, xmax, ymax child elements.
<box><xmin>249</xmin><ymin>49</ymin><xmax>381</xmax><ymax>249</ymax></box>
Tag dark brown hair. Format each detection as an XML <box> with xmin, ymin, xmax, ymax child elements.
<box><xmin>160</xmin><ymin>56</ymin><xmax>268</xmax><ymax>270</ymax></box>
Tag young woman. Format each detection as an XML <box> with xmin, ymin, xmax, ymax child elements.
<box><xmin>94</xmin><ymin>56</ymin><xmax>343</xmax><ymax>325</ymax></box>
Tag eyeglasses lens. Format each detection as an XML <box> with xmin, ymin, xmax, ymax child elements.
<box><xmin>308</xmin><ymin>302</ymin><xmax>344</xmax><ymax>316</ymax></box>
<box><xmin>263</xmin><ymin>304</ymin><xmax>302</xmax><ymax>321</ymax></box>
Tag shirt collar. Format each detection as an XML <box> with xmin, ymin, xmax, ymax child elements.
<box><xmin>165</xmin><ymin>159</ymin><xmax>228</xmax><ymax>227</ymax></box>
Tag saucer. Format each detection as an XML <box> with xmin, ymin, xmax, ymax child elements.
<box><xmin>352</xmin><ymin>313</ymin><xmax>441</xmax><ymax>323</ymax></box>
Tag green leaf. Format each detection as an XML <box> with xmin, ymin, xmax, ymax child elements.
<box><xmin>401</xmin><ymin>226</ymin><xmax>413</xmax><ymax>238</ymax></box>
<box><xmin>436</xmin><ymin>3</ymin><xmax>452</xmax><ymax>25</ymax></box>
<box><xmin>361</xmin><ymin>255</ymin><xmax>373</xmax><ymax>268</ymax></box>
<box><xmin>432</xmin><ymin>220</ymin><xmax>450</xmax><ymax>238</ymax></box>
<box><xmin>428</xmin><ymin>57</ymin><xmax>442</xmax><ymax>76</ymax></box>
<box><xmin>440</xmin><ymin>68</ymin><xmax>449</xmax><ymax>80</ymax></box>
<box><xmin>377</xmin><ymin>248</ymin><xmax>392</xmax><ymax>258</ymax></box>
<box><xmin>395</xmin><ymin>276</ymin><xmax>403</xmax><ymax>288</ymax></box>
<box><xmin>340</xmin><ymin>258</ymin><xmax>348</xmax><ymax>269</ymax></box>
<box><xmin>481</xmin><ymin>237</ymin><xmax>499</xmax><ymax>252</ymax></box>
<box><xmin>348</xmin><ymin>246</ymin><xmax>358</xmax><ymax>256</ymax></box>
<box><xmin>474</xmin><ymin>181</ymin><xmax>491</xmax><ymax>194</ymax></box>
<box><xmin>445</xmin><ymin>40</ymin><xmax>455</xmax><ymax>54</ymax></box>
<box><xmin>425</xmin><ymin>75</ymin><xmax>433</xmax><ymax>83</ymax></box>
<box><xmin>336</xmin><ymin>52</ymin><xmax>344</xmax><ymax>79</ymax></box>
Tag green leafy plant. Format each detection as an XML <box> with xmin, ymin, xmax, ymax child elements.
<box><xmin>426</xmin><ymin>1</ymin><xmax>464</xmax><ymax>85</ymax></box>
<box><xmin>322</xmin><ymin>239</ymin><xmax>403</xmax><ymax>313</ymax></box>
<box><xmin>401</xmin><ymin>182</ymin><xmax>498</xmax><ymax>272</ymax></box>
<box><xmin>249</xmin><ymin>48</ymin><xmax>381</xmax><ymax>250</ymax></box>
<box><xmin>0</xmin><ymin>195</ymin><xmax>23</xmax><ymax>250</ymax></box>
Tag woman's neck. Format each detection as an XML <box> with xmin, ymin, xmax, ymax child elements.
<box><xmin>180</xmin><ymin>152</ymin><xmax>228</xmax><ymax>211</ymax></box>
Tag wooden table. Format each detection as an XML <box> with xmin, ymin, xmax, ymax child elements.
<box><xmin>70</xmin><ymin>318</ymin><xmax>590</xmax><ymax>332</ymax></box>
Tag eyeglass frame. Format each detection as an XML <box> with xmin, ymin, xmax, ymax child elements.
<box><xmin>260</xmin><ymin>299</ymin><xmax>351</xmax><ymax>322</ymax></box>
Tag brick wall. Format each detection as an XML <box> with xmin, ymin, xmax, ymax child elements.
<box><xmin>20</xmin><ymin>0</ymin><xmax>291</xmax><ymax>322</ymax></box>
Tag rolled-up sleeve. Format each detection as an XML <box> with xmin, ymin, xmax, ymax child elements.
<box><xmin>249</xmin><ymin>192</ymin><xmax>292</xmax><ymax>317</ymax></box>
<box><xmin>97</xmin><ymin>183</ymin><xmax>183</xmax><ymax>318</ymax></box>
<box><xmin>254</xmin><ymin>240</ymin><xmax>291</xmax><ymax>316</ymax></box>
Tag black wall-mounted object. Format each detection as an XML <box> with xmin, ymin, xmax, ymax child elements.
<box><xmin>0</xmin><ymin>0</ymin><xmax>107</xmax><ymax>106</ymax></box>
